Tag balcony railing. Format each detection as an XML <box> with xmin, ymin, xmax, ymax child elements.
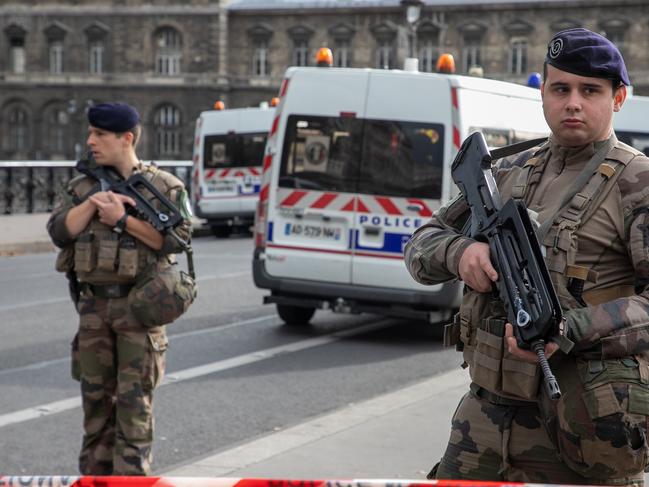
<box><xmin>0</xmin><ymin>160</ymin><xmax>192</xmax><ymax>214</ymax></box>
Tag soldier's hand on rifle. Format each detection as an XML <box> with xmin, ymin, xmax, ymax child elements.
<box><xmin>505</xmin><ymin>323</ymin><xmax>559</xmax><ymax>363</ymax></box>
<box><xmin>89</xmin><ymin>191</ymin><xmax>136</xmax><ymax>226</ymax></box>
<box><xmin>458</xmin><ymin>242</ymin><xmax>499</xmax><ymax>292</ymax></box>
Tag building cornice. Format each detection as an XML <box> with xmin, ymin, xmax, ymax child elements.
<box><xmin>0</xmin><ymin>5</ymin><xmax>224</xmax><ymax>16</ymax></box>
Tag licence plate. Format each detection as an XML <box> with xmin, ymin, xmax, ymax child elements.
<box><xmin>207</xmin><ymin>180</ymin><xmax>236</xmax><ymax>192</ymax></box>
<box><xmin>284</xmin><ymin>223</ymin><xmax>341</xmax><ymax>240</ymax></box>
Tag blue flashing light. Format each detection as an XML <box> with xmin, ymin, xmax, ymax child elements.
<box><xmin>527</xmin><ymin>72</ymin><xmax>542</xmax><ymax>89</ymax></box>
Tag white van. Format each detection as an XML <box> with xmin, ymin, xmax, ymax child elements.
<box><xmin>615</xmin><ymin>94</ymin><xmax>649</xmax><ymax>156</ymax></box>
<box><xmin>252</xmin><ymin>66</ymin><xmax>549</xmax><ymax>327</ymax></box>
<box><xmin>192</xmin><ymin>105</ymin><xmax>274</xmax><ymax>237</ymax></box>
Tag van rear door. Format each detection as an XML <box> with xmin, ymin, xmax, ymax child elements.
<box><xmin>351</xmin><ymin>71</ymin><xmax>451</xmax><ymax>290</ymax></box>
<box><xmin>264</xmin><ymin>69</ymin><xmax>369</xmax><ymax>285</ymax></box>
<box><xmin>201</xmin><ymin>113</ymin><xmax>267</xmax><ymax>214</ymax></box>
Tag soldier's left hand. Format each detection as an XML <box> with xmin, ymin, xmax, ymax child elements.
<box><xmin>504</xmin><ymin>323</ymin><xmax>559</xmax><ymax>363</ymax></box>
<box><xmin>89</xmin><ymin>191</ymin><xmax>136</xmax><ymax>226</ymax></box>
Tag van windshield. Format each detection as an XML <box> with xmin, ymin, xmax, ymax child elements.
<box><xmin>203</xmin><ymin>132</ymin><xmax>267</xmax><ymax>168</ymax></box>
<box><xmin>279</xmin><ymin>115</ymin><xmax>445</xmax><ymax>199</ymax></box>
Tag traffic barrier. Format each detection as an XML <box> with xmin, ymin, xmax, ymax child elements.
<box><xmin>0</xmin><ymin>160</ymin><xmax>191</xmax><ymax>215</ymax></box>
<box><xmin>0</xmin><ymin>477</ymin><xmax>583</xmax><ymax>487</ymax></box>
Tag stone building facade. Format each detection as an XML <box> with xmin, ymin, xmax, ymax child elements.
<box><xmin>1</xmin><ymin>0</ymin><xmax>648</xmax><ymax>161</ymax></box>
<box><xmin>0</xmin><ymin>0</ymin><xmax>228</xmax><ymax>161</ymax></box>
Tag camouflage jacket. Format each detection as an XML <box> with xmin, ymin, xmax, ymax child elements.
<box><xmin>405</xmin><ymin>134</ymin><xmax>649</xmax><ymax>354</ymax></box>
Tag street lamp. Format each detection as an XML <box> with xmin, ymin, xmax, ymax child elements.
<box><xmin>400</xmin><ymin>0</ymin><xmax>424</xmax><ymax>59</ymax></box>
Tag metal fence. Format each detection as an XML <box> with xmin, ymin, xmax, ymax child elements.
<box><xmin>0</xmin><ymin>161</ymin><xmax>192</xmax><ymax>214</ymax></box>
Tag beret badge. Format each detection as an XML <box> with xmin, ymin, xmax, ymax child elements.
<box><xmin>548</xmin><ymin>38</ymin><xmax>563</xmax><ymax>59</ymax></box>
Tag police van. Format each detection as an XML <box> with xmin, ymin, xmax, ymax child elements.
<box><xmin>615</xmin><ymin>94</ymin><xmax>649</xmax><ymax>156</ymax></box>
<box><xmin>252</xmin><ymin>65</ymin><xmax>550</xmax><ymax>327</ymax></box>
<box><xmin>192</xmin><ymin>103</ymin><xmax>274</xmax><ymax>237</ymax></box>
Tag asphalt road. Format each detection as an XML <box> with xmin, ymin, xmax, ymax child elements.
<box><xmin>0</xmin><ymin>235</ymin><xmax>457</xmax><ymax>475</ymax></box>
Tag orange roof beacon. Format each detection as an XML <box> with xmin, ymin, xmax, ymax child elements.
<box><xmin>436</xmin><ymin>53</ymin><xmax>456</xmax><ymax>74</ymax></box>
<box><xmin>213</xmin><ymin>100</ymin><xmax>225</xmax><ymax>110</ymax></box>
<box><xmin>270</xmin><ymin>97</ymin><xmax>280</xmax><ymax>107</ymax></box>
<box><xmin>316</xmin><ymin>47</ymin><xmax>333</xmax><ymax>67</ymax></box>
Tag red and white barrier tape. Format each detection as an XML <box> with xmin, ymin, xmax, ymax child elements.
<box><xmin>0</xmin><ymin>477</ymin><xmax>570</xmax><ymax>487</ymax></box>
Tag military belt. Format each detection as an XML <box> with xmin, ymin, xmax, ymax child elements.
<box><xmin>80</xmin><ymin>282</ymin><xmax>133</xmax><ymax>299</ymax></box>
<box><xmin>470</xmin><ymin>382</ymin><xmax>537</xmax><ymax>407</ymax></box>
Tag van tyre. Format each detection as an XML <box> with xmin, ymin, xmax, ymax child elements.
<box><xmin>276</xmin><ymin>304</ymin><xmax>315</xmax><ymax>326</ymax></box>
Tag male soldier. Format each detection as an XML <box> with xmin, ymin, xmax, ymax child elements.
<box><xmin>405</xmin><ymin>28</ymin><xmax>649</xmax><ymax>485</ymax></box>
<box><xmin>47</xmin><ymin>102</ymin><xmax>192</xmax><ymax>475</ymax></box>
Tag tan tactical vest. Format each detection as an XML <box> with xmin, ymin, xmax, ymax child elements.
<box><xmin>458</xmin><ymin>139</ymin><xmax>637</xmax><ymax>401</ymax></box>
<box><xmin>69</xmin><ymin>164</ymin><xmax>180</xmax><ymax>285</ymax></box>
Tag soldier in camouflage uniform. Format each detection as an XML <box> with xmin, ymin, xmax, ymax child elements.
<box><xmin>47</xmin><ymin>102</ymin><xmax>192</xmax><ymax>475</ymax></box>
<box><xmin>405</xmin><ymin>29</ymin><xmax>649</xmax><ymax>485</ymax></box>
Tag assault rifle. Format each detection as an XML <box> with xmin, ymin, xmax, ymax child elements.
<box><xmin>76</xmin><ymin>152</ymin><xmax>194</xmax><ymax>278</ymax></box>
<box><xmin>452</xmin><ymin>132</ymin><xmax>562</xmax><ymax>400</ymax></box>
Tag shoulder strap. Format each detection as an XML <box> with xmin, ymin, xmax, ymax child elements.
<box><xmin>537</xmin><ymin>135</ymin><xmax>617</xmax><ymax>241</ymax></box>
<box><xmin>487</xmin><ymin>137</ymin><xmax>549</xmax><ymax>200</ymax></box>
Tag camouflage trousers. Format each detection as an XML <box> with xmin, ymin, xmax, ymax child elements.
<box><xmin>433</xmin><ymin>389</ymin><xmax>644</xmax><ymax>486</ymax></box>
<box><xmin>75</xmin><ymin>294</ymin><xmax>168</xmax><ymax>475</ymax></box>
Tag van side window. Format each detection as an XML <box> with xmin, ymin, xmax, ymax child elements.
<box><xmin>360</xmin><ymin>121</ymin><xmax>444</xmax><ymax>199</ymax></box>
<box><xmin>617</xmin><ymin>131</ymin><xmax>649</xmax><ymax>156</ymax></box>
<box><xmin>203</xmin><ymin>132</ymin><xmax>267</xmax><ymax>168</ymax></box>
<box><xmin>279</xmin><ymin>115</ymin><xmax>362</xmax><ymax>192</ymax></box>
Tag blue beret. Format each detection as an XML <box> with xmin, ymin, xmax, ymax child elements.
<box><xmin>87</xmin><ymin>102</ymin><xmax>140</xmax><ymax>132</ymax></box>
<box><xmin>546</xmin><ymin>28</ymin><xmax>630</xmax><ymax>86</ymax></box>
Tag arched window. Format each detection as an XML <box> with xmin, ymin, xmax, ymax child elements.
<box><xmin>5</xmin><ymin>24</ymin><xmax>27</xmax><ymax>74</ymax></box>
<box><xmin>85</xmin><ymin>22</ymin><xmax>109</xmax><ymax>75</ymax></box>
<box><xmin>419</xmin><ymin>39</ymin><xmax>438</xmax><ymax>73</ymax></box>
<box><xmin>329</xmin><ymin>23</ymin><xmax>355</xmax><ymax>68</ymax></box>
<box><xmin>49</xmin><ymin>41</ymin><xmax>64</xmax><ymax>74</ymax></box>
<box><xmin>292</xmin><ymin>39</ymin><xmax>309</xmax><ymax>67</ymax></box>
<box><xmin>154</xmin><ymin>104</ymin><xmax>182</xmax><ymax>157</ymax></box>
<box><xmin>48</xmin><ymin>105</ymin><xmax>70</xmax><ymax>157</ymax></box>
<box><xmin>509</xmin><ymin>38</ymin><xmax>528</xmax><ymax>75</ymax></box>
<box><xmin>44</xmin><ymin>23</ymin><xmax>68</xmax><ymax>75</ymax></box>
<box><xmin>376</xmin><ymin>41</ymin><xmax>392</xmax><ymax>69</ymax></box>
<box><xmin>252</xmin><ymin>40</ymin><xmax>270</xmax><ymax>76</ymax></box>
<box><xmin>4</xmin><ymin>104</ymin><xmax>30</xmax><ymax>155</ymax></box>
<box><xmin>155</xmin><ymin>27</ymin><xmax>182</xmax><ymax>76</ymax></box>
<box><xmin>248</xmin><ymin>24</ymin><xmax>273</xmax><ymax>78</ymax></box>
<box><xmin>370</xmin><ymin>22</ymin><xmax>397</xmax><ymax>70</ymax></box>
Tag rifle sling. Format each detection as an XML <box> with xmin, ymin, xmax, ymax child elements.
<box><xmin>489</xmin><ymin>137</ymin><xmax>548</xmax><ymax>161</ymax></box>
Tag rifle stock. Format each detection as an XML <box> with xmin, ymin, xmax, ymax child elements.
<box><xmin>451</xmin><ymin>132</ymin><xmax>562</xmax><ymax>400</ymax></box>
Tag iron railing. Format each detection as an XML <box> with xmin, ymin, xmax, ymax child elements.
<box><xmin>0</xmin><ymin>161</ymin><xmax>192</xmax><ymax>214</ymax></box>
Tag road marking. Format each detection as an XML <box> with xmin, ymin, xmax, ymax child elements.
<box><xmin>0</xmin><ymin>319</ymin><xmax>392</xmax><ymax>429</ymax></box>
<box><xmin>0</xmin><ymin>314</ymin><xmax>278</xmax><ymax>377</ymax></box>
<box><xmin>0</xmin><ymin>271</ymin><xmax>251</xmax><ymax>313</ymax></box>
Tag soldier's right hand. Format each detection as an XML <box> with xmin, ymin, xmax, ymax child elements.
<box><xmin>458</xmin><ymin>242</ymin><xmax>499</xmax><ymax>292</ymax></box>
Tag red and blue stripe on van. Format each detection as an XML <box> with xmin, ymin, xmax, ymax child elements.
<box><xmin>267</xmin><ymin>189</ymin><xmax>433</xmax><ymax>258</ymax></box>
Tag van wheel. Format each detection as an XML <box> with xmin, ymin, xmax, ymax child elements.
<box><xmin>276</xmin><ymin>304</ymin><xmax>315</xmax><ymax>326</ymax></box>
<box><xmin>211</xmin><ymin>226</ymin><xmax>232</xmax><ymax>238</ymax></box>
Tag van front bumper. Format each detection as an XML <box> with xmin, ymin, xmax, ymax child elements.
<box><xmin>252</xmin><ymin>253</ymin><xmax>461</xmax><ymax>310</ymax></box>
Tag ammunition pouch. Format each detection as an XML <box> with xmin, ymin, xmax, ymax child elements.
<box><xmin>540</xmin><ymin>353</ymin><xmax>649</xmax><ymax>479</ymax></box>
